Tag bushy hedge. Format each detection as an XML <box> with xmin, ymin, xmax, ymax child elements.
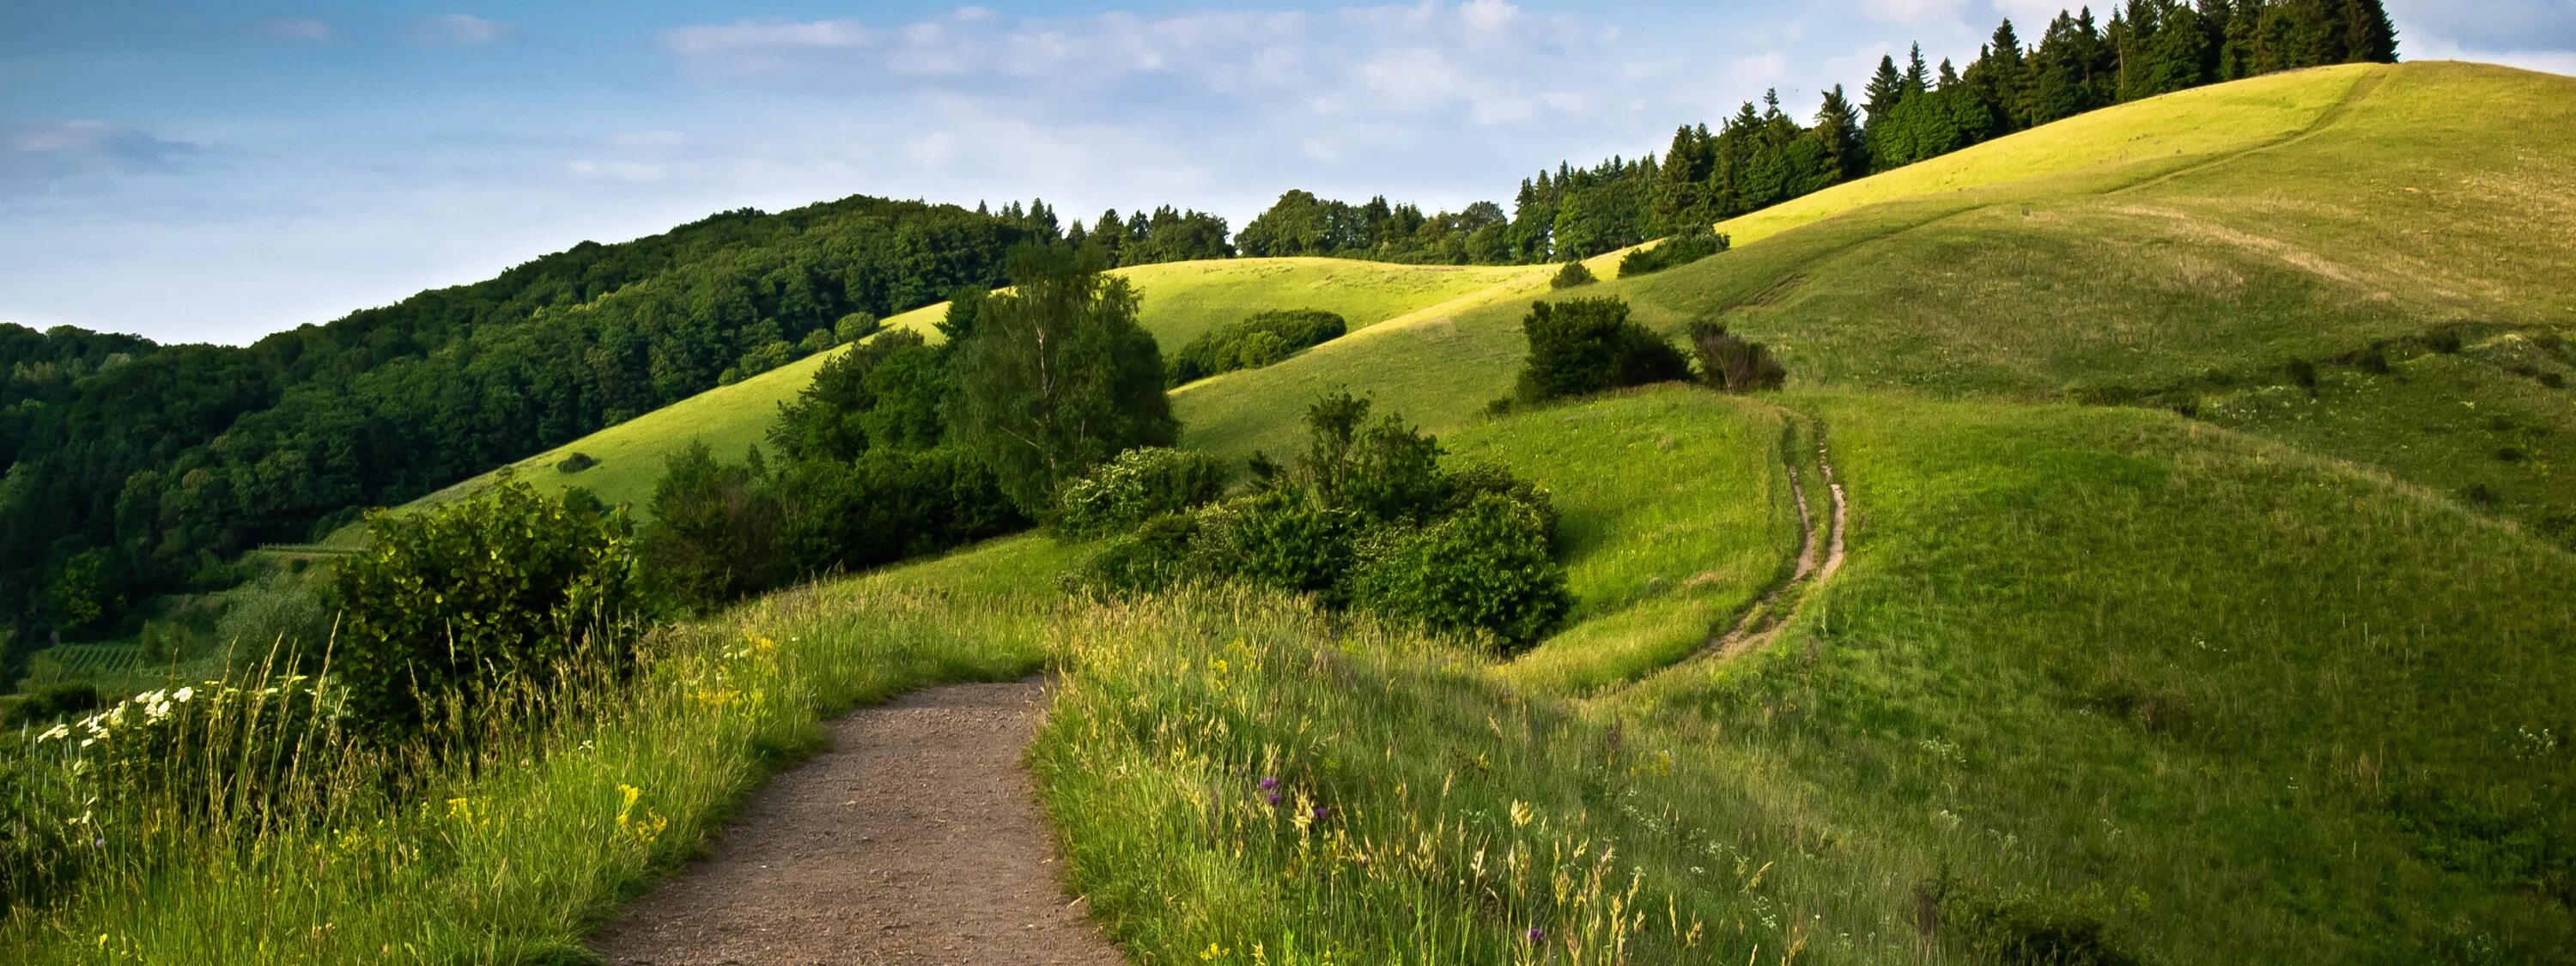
<box><xmin>1686</xmin><ymin>320</ymin><xmax>1787</xmax><ymax>392</ymax></box>
<box><xmin>1167</xmin><ymin>309</ymin><xmax>1348</xmax><ymax>386</ymax></box>
<box><xmin>641</xmin><ymin>440</ymin><xmax>1025</xmax><ymax>610</ymax></box>
<box><xmin>332</xmin><ymin>479</ymin><xmax>650</xmax><ymax>745</ymax></box>
<box><xmin>1054</xmin><ymin>447</ymin><xmax>1228</xmax><ymax>540</ymax></box>
<box><xmin>1514</xmin><ymin>297</ymin><xmax>1691</xmax><ymax>404</ymax></box>
<box><xmin>1617</xmin><ymin>224</ymin><xmax>1730</xmax><ymax>276</ymax></box>
<box><xmin>1071</xmin><ymin>392</ymin><xmax>1571</xmax><ymax>653</ymax></box>
<box><xmin>1550</xmin><ymin>261</ymin><xmax>1596</xmax><ymax>289</ymax></box>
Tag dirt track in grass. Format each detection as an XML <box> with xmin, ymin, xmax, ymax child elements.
<box><xmin>589</xmin><ymin>679</ymin><xmax>1121</xmax><ymax>966</ymax></box>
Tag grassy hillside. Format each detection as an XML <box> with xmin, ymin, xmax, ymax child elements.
<box><xmin>351</xmin><ymin>258</ymin><xmax>1549</xmax><ymax>534</ymax></box>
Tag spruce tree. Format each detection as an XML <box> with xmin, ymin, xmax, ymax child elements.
<box><xmin>2342</xmin><ymin>0</ymin><xmax>2397</xmax><ymax>63</ymax></box>
<box><xmin>1813</xmin><ymin>86</ymin><xmax>1867</xmax><ymax>185</ymax></box>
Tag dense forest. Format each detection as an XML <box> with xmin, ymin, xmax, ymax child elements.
<box><xmin>0</xmin><ymin>0</ymin><xmax>2394</xmax><ymax>668</ymax></box>
<box><xmin>0</xmin><ymin>197</ymin><xmax>1172</xmax><ymax>662</ymax></box>
<box><xmin>1247</xmin><ymin>0</ymin><xmax>2399</xmax><ymax>264</ymax></box>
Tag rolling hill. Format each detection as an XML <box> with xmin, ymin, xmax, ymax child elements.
<box><xmin>70</xmin><ymin>58</ymin><xmax>2567</xmax><ymax>964</ymax></box>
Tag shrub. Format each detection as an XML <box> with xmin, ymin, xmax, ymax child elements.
<box><xmin>835</xmin><ymin>310</ymin><xmax>881</xmax><ymax>343</ymax></box>
<box><xmin>638</xmin><ymin>442</ymin><xmax>787</xmax><ymax>607</ymax></box>
<box><xmin>1550</xmin><ymin>261</ymin><xmax>1596</xmax><ymax>289</ymax></box>
<box><xmin>1617</xmin><ymin>224</ymin><xmax>1730</xmax><ymax>276</ymax></box>
<box><xmin>1074</xmin><ymin>512</ymin><xmax>1208</xmax><ymax>597</ymax></box>
<box><xmin>1054</xmin><ymin>447</ymin><xmax>1229</xmax><ymax>540</ymax></box>
<box><xmin>214</xmin><ymin>570</ymin><xmax>335</xmax><ymax>671</ymax></box>
<box><xmin>1514</xmin><ymin>298</ymin><xmax>1690</xmax><ymax>404</ymax></box>
<box><xmin>556</xmin><ymin>452</ymin><xmax>598</xmax><ymax>473</ymax></box>
<box><xmin>736</xmin><ymin>339</ymin><xmax>793</xmax><ymax>377</ymax></box>
<box><xmin>1167</xmin><ymin>309</ymin><xmax>1348</xmax><ymax>386</ymax></box>
<box><xmin>1686</xmin><ymin>320</ymin><xmax>1788</xmax><ymax>393</ymax></box>
<box><xmin>1200</xmin><ymin>491</ymin><xmax>1358</xmax><ymax>601</ymax></box>
<box><xmin>771</xmin><ymin>446</ymin><xmax>1026</xmax><ymax>575</ymax></box>
<box><xmin>1352</xmin><ymin>492</ymin><xmax>1571</xmax><ymax>653</ymax></box>
<box><xmin>331</xmin><ymin>478</ymin><xmax>648</xmax><ymax>745</ymax></box>
<box><xmin>3</xmin><ymin>682</ymin><xmax>100</xmax><ymax>727</ymax></box>
<box><xmin>1926</xmin><ymin>877</ymin><xmax>2141</xmax><ymax>966</ymax></box>
<box><xmin>1078</xmin><ymin>392</ymin><xmax>1573</xmax><ymax>651</ymax></box>
<box><xmin>798</xmin><ymin>327</ymin><xmax>836</xmax><ymax>354</ymax></box>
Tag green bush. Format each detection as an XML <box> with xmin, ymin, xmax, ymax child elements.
<box><xmin>1167</xmin><ymin>309</ymin><xmax>1348</xmax><ymax>386</ymax></box>
<box><xmin>556</xmin><ymin>451</ymin><xmax>599</xmax><ymax>474</ymax></box>
<box><xmin>638</xmin><ymin>442</ymin><xmax>787</xmax><ymax>607</ymax></box>
<box><xmin>1928</xmin><ymin>878</ymin><xmax>2141</xmax><ymax>966</ymax></box>
<box><xmin>214</xmin><ymin>570</ymin><xmax>336</xmax><ymax>671</ymax></box>
<box><xmin>1075</xmin><ymin>392</ymin><xmax>1572</xmax><ymax>649</ymax></box>
<box><xmin>3</xmin><ymin>683</ymin><xmax>100</xmax><ymax>727</ymax></box>
<box><xmin>1054</xmin><ymin>447</ymin><xmax>1229</xmax><ymax>540</ymax></box>
<box><xmin>1514</xmin><ymin>297</ymin><xmax>1691</xmax><ymax>404</ymax></box>
<box><xmin>1617</xmin><ymin>224</ymin><xmax>1730</xmax><ymax>276</ymax></box>
<box><xmin>1352</xmin><ymin>492</ymin><xmax>1571</xmax><ymax>653</ymax></box>
<box><xmin>1686</xmin><ymin>320</ymin><xmax>1788</xmax><ymax>392</ymax></box>
<box><xmin>835</xmin><ymin>310</ymin><xmax>881</xmax><ymax>343</ymax></box>
<box><xmin>331</xmin><ymin>478</ymin><xmax>649</xmax><ymax>745</ymax></box>
<box><xmin>1550</xmin><ymin>261</ymin><xmax>1596</xmax><ymax>289</ymax></box>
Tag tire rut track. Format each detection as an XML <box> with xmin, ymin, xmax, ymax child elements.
<box><xmin>1696</xmin><ymin>427</ymin><xmax>1850</xmax><ymax>664</ymax></box>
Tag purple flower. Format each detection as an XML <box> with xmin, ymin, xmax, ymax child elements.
<box><xmin>1525</xmin><ymin>927</ymin><xmax>1545</xmax><ymax>944</ymax></box>
<box><xmin>1267</xmin><ymin>792</ymin><xmax>1282</xmax><ymax>805</ymax></box>
<box><xmin>1258</xmin><ymin>776</ymin><xmax>1279</xmax><ymax>790</ymax></box>
<box><xmin>1311</xmin><ymin>806</ymin><xmax>1331</xmax><ymax>821</ymax></box>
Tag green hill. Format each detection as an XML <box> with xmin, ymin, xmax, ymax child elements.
<box><xmin>356</xmin><ymin>258</ymin><xmax>1550</xmax><ymax>532</ymax></box>
<box><xmin>46</xmin><ymin>59</ymin><xmax>2575</xmax><ymax>965</ymax></box>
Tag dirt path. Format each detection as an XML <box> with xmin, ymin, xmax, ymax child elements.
<box><xmin>589</xmin><ymin>680</ymin><xmax>1121</xmax><ymax>966</ymax></box>
<box><xmin>1702</xmin><ymin>434</ymin><xmax>1850</xmax><ymax>662</ymax></box>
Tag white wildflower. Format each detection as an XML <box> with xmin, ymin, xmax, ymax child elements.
<box><xmin>37</xmin><ymin>723</ymin><xmax>70</xmax><ymax>742</ymax></box>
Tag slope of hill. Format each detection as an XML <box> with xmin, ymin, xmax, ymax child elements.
<box><xmin>362</xmin><ymin>258</ymin><xmax>1551</xmax><ymax>526</ymax></box>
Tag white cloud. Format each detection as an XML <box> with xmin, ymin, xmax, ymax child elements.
<box><xmin>908</xmin><ymin>131</ymin><xmax>957</xmax><ymax>165</ymax></box>
<box><xmin>1460</xmin><ymin>0</ymin><xmax>1521</xmax><ymax>33</ymax></box>
<box><xmin>3</xmin><ymin>121</ymin><xmax>198</xmax><ymax>184</ymax></box>
<box><xmin>663</xmin><ymin>20</ymin><xmax>870</xmax><ymax>53</ymax></box>
<box><xmin>252</xmin><ymin>18</ymin><xmax>335</xmax><ymax>42</ymax></box>
<box><xmin>1862</xmin><ymin>0</ymin><xmax>1970</xmax><ymax>26</ymax></box>
<box><xmin>421</xmin><ymin>14</ymin><xmax>510</xmax><ymax>46</ymax></box>
<box><xmin>612</xmin><ymin>131</ymin><xmax>689</xmax><ymax>149</ymax></box>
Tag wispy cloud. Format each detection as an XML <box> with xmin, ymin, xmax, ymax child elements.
<box><xmin>252</xmin><ymin>18</ymin><xmax>336</xmax><ymax>42</ymax></box>
<box><xmin>419</xmin><ymin>14</ymin><xmax>511</xmax><ymax>46</ymax></box>
<box><xmin>3</xmin><ymin>122</ymin><xmax>200</xmax><ymax>185</ymax></box>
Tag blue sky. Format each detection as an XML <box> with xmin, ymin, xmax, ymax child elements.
<box><xmin>3</xmin><ymin>1</ymin><xmax>2568</xmax><ymax>344</ymax></box>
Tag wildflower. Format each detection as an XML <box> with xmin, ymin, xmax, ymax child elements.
<box><xmin>172</xmin><ymin>686</ymin><xmax>194</xmax><ymax>702</ymax></box>
<box><xmin>1267</xmin><ymin>792</ymin><xmax>1282</xmax><ymax>805</ymax></box>
<box><xmin>1525</xmin><ymin>927</ymin><xmax>1545</xmax><ymax>944</ymax></box>
<box><xmin>1258</xmin><ymin>776</ymin><xmax>1278</xmax><ymax>790</ymax></box>
<box><xmin>1311</xmin><ymin>806</ymin><xmax>1330</xmax><ymax>821</ymax></box>
<box><xmin>37</xmin><ymin>723</ymin><xmax>69</xmax><ymax>742</ymax></box>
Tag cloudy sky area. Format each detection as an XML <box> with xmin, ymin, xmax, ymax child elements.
<box><xmin>3</xmin><ymin>1</ymin><xmax>2569</xmax><ymax>343</ymax></box>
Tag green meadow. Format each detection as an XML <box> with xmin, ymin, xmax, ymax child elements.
<box><xmin>16</xmin><ymin>58</ymin><xmax>2574</xmax><ymax>964</ymax></box>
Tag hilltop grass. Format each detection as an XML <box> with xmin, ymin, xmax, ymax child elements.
<box><xmin>1440</xmin><ymin>387</ymin><xmax>1803</xmax><ymax>695</ymax></box>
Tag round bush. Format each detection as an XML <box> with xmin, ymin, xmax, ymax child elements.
<box><xmin>1054</xmin><ymin>447</ymin><xmax>1228</xmax><ymax>541</ymax></box>
<box><xmin>1353</xmin><ymin>492</ymin><xmax>1571</xmax><ymax>653</ymax></box>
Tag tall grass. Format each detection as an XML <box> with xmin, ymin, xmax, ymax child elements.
<box><xmin>0</xmin><ymin>538</ymin><xmax>1069</xmax><ymax>964</ymax></box>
